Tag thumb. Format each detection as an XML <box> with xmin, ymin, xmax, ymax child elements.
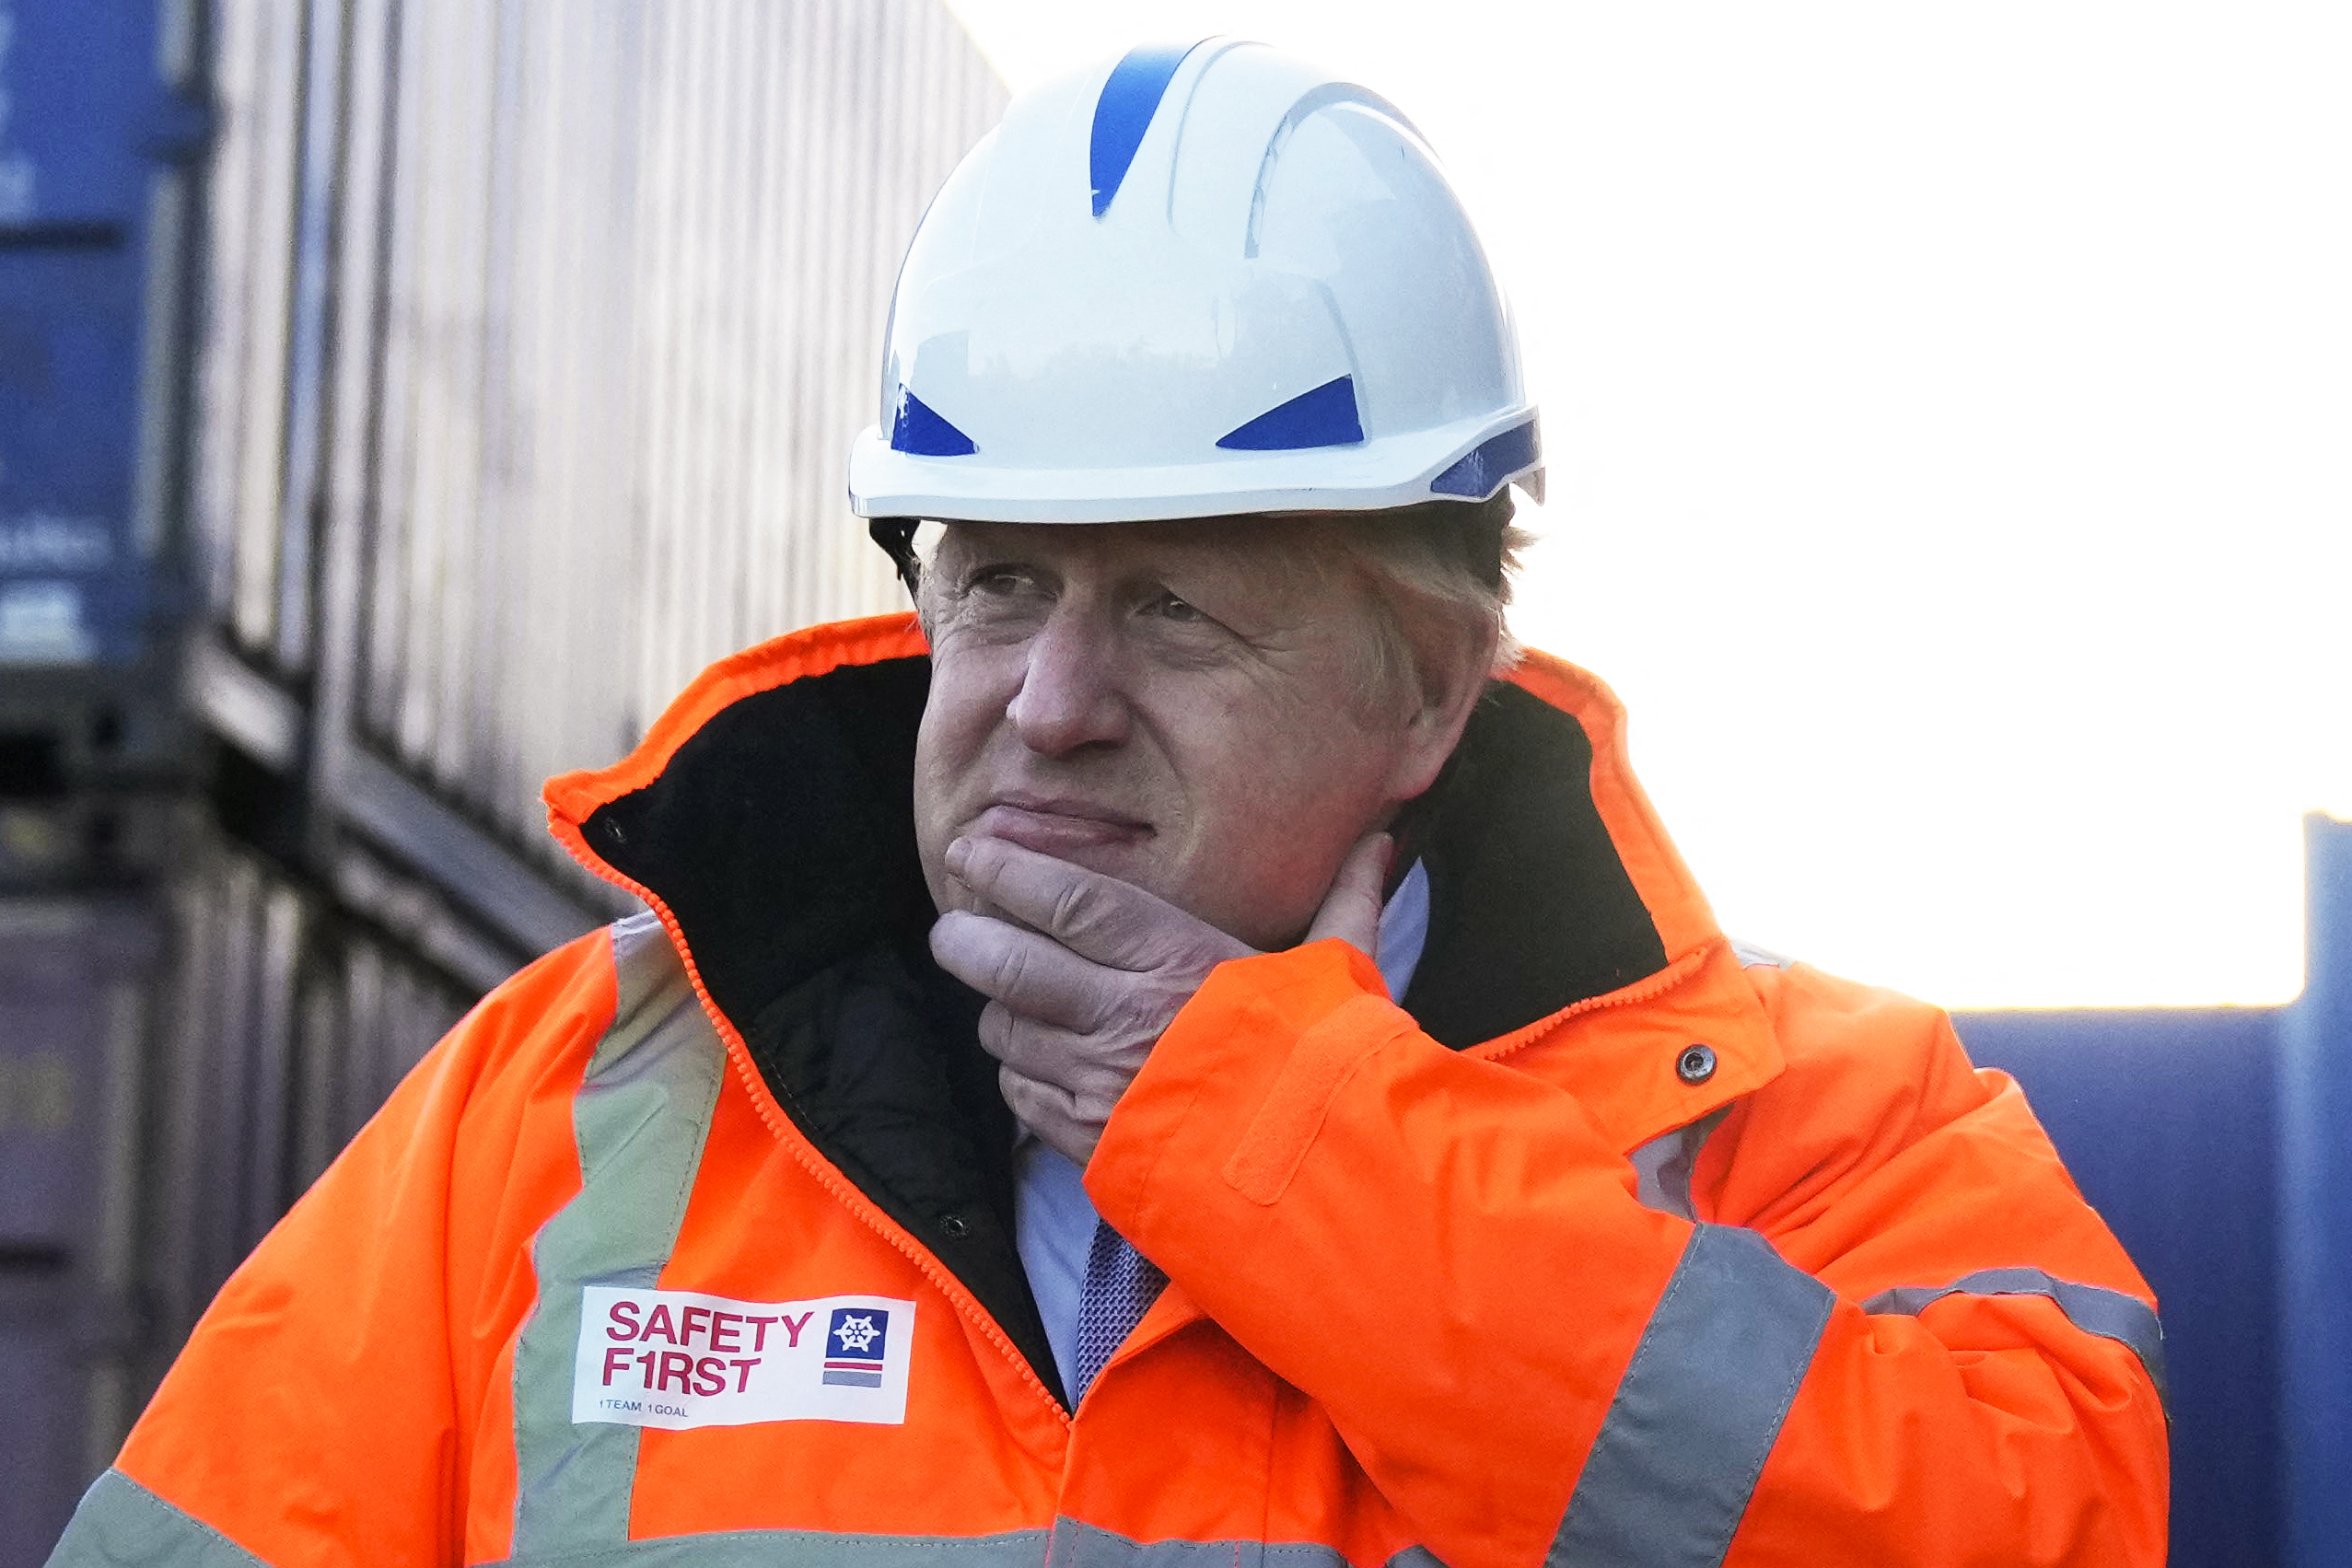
<box><xmin>1302</xmin><ymin>831</ymin><xmax>1393</xmax><ymax>958</ymax></box>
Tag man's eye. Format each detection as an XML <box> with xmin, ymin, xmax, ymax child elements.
<box><xmin>964</xmin><ymin>565</ymin><xmax>1038</xmax><ymax>598</ymax></box>
<box><xmin>1147</xmin><ymin>592</ymin><xmax>1205</xmax><ymax>624</ymax></box>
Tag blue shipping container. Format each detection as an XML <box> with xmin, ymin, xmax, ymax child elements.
<box><xmin>0</xmin><ymin>0</ymin><xmax>204</xmax><ymax>668</ymax></box>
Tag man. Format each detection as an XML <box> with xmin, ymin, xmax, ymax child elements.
<box><xmin>53</xmin><ymin>41</ymin><xmax>2165</xmax><ymax>1567</ymax></box>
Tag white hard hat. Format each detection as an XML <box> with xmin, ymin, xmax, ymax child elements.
<box><xmin>847</xmin><ymin>39</ymin><xmax>1541</xmax><ymax>526</ymax></box>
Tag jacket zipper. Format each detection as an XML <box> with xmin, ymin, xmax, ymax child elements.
<box><xmin>552</xmin><ymin>819</ymin><xmax>1073</xmax><ymax>1427</ymax></box>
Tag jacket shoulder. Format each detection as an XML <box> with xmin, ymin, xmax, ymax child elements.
<box><xmin>425</xmin><ymin>912</ymin><xmax>687</xmax><ymax>1119</ymax></box>
<box><xmin>102</xmin><ymin>914</ymin><xmax>692</xmax><ymax>1563</ymax></box>
<box><xmin>1703</xmin><ymin>955</ymin><xmax>2148</xmax><ymax>1302</ymax></box>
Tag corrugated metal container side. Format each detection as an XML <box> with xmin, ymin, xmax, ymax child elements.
<box><xmin>146</xmin><ymin>835</ymin><xmax>470</xmax><ymax>1354</ymax></box>
<box><xmin>191</xmin><ymin>0</ymin><xmax>302</xmax><ymax>660</ymax></box>
<box><xmin>0</xmin><ymin>897</ymin><xmax>158</xmax><ymax>1549</ymax></box>
<box><xmin>187</xmin><ymin>0</ymin><xmax>1006</xmax><ymax>902</ymax></box>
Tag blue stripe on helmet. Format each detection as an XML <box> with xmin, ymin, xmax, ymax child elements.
<box><xmin>891</xmin><ymin>387</ymin><xmax>977</xmax><ymax>457</ymax></box>
<box><xmin>1215</xmin><ymin>375</ymin><xmax>1366</xmax><ymax>451</ymax></box>
<box><xmin>1090</xmin><ymin>41</ymin><xmax>1207</xmax><ymax>218</ymax></box>
<box><xmin>1430</xmin><ymin>418</ymin><xmax>1540</xmax><ymax>499</ymax></box>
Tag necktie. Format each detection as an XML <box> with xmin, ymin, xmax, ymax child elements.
<box><xmin>1072</xmin><ymin>1218</ymin><xmax>1167</xmax><ymax>1401</ymax></box>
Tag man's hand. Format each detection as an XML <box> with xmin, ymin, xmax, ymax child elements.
<box><xmin>928</xmin><ymin>831</ymin><xmax>1392</xmax><ymax>1167</ymax></box>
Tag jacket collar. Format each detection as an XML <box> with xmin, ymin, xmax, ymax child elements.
<box><xmin>542</xmin><ymin>611</ymin><xmax>1779</xmax><ymax>1158</ymax></box>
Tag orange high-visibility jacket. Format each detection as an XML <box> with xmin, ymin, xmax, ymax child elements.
<box><xmin>54</xmin><ymin>616</ymin><xmax>2167</xmax><ymax>1568</ymax></box>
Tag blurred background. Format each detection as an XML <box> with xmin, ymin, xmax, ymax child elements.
<box><xmin>0</xmin><ymin>1</ymin><xmax>2343</xmax><ymax>1562</ymax></box>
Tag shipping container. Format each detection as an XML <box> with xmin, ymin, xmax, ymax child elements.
<box><xmin>187</xmin><ymin>0</ymin><xmax>1006</xmax><ymax>903</ymax></box>
<box><xmin>6</xmin><ymin>0</ymin><xmax>1005</xmax><ymax>1538</ymax></box>
<box><xmin>0</xmin><ymin>0</ymin><xmax>204</xmax><ymax>673</ymax></box>
<box><xmin>0</xmin><ymin>897</ymin><xmax>158</xmax><ymax>1556</ymax></box>
<box><xmin>163</xmin><ymin>0</ymin><xmax>1003</xmax><ymax>1293</ymax></box>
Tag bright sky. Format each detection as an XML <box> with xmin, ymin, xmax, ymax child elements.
<box><xmin>940</xmin><ymin>0</ymin><xmax>2352</xmax><ymax>1007</ymax></box>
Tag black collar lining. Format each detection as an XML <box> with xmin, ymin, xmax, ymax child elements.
<box><xmin>583</xmin><ymin>657</ymin><xmax>1669</xmax><ymax>1407</ymax></box>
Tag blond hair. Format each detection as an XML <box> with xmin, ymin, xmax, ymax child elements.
<box><xmin>1297</xmin><ymin>494</ymin><xmax>1531</xmax><ymax>713</ymax></box>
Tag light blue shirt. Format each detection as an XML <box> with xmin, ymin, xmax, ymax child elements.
<box><xmin>1013</xmin><ymin>861</ymin><xmax>1431</xmax><ymax>1397</ymax></box>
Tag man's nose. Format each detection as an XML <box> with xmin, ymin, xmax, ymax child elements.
<box><xmin>1006</xmin><ymin>610</ymin><xmax>1129</xmax><ymax>756</ymax></box>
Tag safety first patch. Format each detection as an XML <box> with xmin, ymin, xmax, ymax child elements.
<box><xmin>572</xmin><ymin>1286</ymin><xmax>915</xmax><ymax>1429</ymax></box>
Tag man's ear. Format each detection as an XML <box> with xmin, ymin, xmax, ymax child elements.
<box><xmin>1385</xmin><ymin>621</ymin><xmax>1500</xmax><ymax>804</ymax></box>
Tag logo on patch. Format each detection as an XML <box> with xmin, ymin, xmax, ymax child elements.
<box><xmin>823</xmin><ymin>1307</ymin><xmax>891</xmax><ymax>1387</ymax></box>
<box><xmin>573</xmin><ymin>1288</ymin><xmax>914</xmax><ymax>1430</ymax></box>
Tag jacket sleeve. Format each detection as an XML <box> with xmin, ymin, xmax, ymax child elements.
<box><xmin>1084</xmin><ymin>938</ymin><xmax>2168</xmax><ymax>1568</ymax></box>
<box><xmin>47</xmin><ymin>929</ymin><xmax>622</xmax><ymax>1568</ymax></box>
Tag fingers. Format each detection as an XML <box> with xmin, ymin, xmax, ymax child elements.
<box><xmin>1303</xmin><ymin>830</ymin><xmax>1392</xmax><ymax>957</ymax></box>
<box><xmin>996</xmin><ymin>1064</ymin><xmax>1100</xmax><ymax>1169</ymax></box>
<box><xmin>943</xmin><ymin>836</ymin><xmax>1242</xmax><ymax>971</ymax></box>
<box><xmin>946</xmin><ymin>830</ymin><xmax>1394</xmax><ymax>1172</ymax></box>
<box><xmin>975</xmin><ymin>995</ymin><xmax>1148</xmax><ymax>1079</ymax></box>
<box><xmin>982</xmin><ymin>1001</ymin><xmax>1130</xmax><ymax>1171</ymax></box>
<box><xmin>929</xmin><ymin>910</ymin><xmax>1117</xmax><ymax>1030</ymax></box>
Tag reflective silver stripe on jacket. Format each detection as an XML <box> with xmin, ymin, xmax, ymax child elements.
<box><xmin>1044</xmin><ymin>1519</ymin><xmax>1442</xmax><ymax>1568</ymax></box>
<box><xmin>41</xmin><ymin>1475</ymin><xmax>1452</xmax><ymax>1568</ymax></box>
<box><xmin>495</xmin><ymin>1528</ymin><xmax>1052</xmax><ymax>1568</ymax></box>
<box><xmin>1548</xmin><ymin>1224</ymin><xmax>1834</xmax><ymax>1568</ymax></box>
<box><xmin>482</xmin><ymin>1520</ymin><xmax>1440</xmax><ymax>1568</ymax></box>
<box><xmin>511</xmin><ymin>913</ymin><xmax>725</xmax><ymax>1558</ymax></box>
<box><xmin>45</xmin><ymin>1470</ymin><xmax>271</xmax><ymax>1568</ymax></box>
<box><xmin>1627</xmin><ymin>1109</ymin><xmax>1731</xmax><ymax>1223</ymax></box>
<box><xmin>1863</xmin><ymin>1267</ymin><xmax>2170</xmax><ymax>1410</ymax></box>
